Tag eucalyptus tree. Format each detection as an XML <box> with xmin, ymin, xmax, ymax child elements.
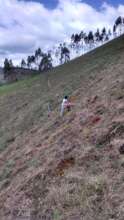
<box><xmin>60</xmin><ymin>47</ymin><xmax>70</xmax><ymax>64</ymax></box>
<box><xmin>115</xmin><ymin>16</ymin><xmax>124</xmax><ymax>35</ymax></box>
<box><xmin>27</xmin><ymin>56</ymin><xmax>31</xmax><ymax>69</ymax></box>
<box><xmin>102</xmin><ymin>27</ymin><xmax>106</xmax><ymax>37</ymax></box>
<box><xmin>35</xmin><ymin>48</ymin><xmax>43</xmax><ymax>67</ymax></box>
<box><xmin>88</xmin><ymin>31</ymin><xmax>94</xmax><ymax>48</ymax></box>
<box><xmin>95</xmin><ymin>29</ymin><xmax>100</xmax><ymax>41</ymax></box>
<box><xmin>3</xmin><ymin>58</ymin><xmax>14</xmax><ymax>78</ymax></box>
<box><xmin>21</xmin><ymin>59</ymin><xmax>26</xmax><ymax>68</ymax></box>
<box><xmin>39</xmin><ymin>53</ymin><xmax>52</xmax><ymax>72</ymax></box>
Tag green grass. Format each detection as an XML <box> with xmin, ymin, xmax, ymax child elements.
<box><xmin>27</xmin><ymin>158</ymin><xmax>40</xmax><ymax>168</ymax></box>
<box><xmin>53</xmin><ymin>209</ymin><xmax>61</xmax><ymax>220</ymax></box>
<box><xmin>0</xmin><ymin>159</ymin><xmax>15</xmax><ymax>182</ymax></box>
<box><xmin>0</xmin><ymin>74</ymin><xmax>39</xmax><ymax>96</ymax></box>
<box><xmin>0</xmin><ymin>35</ymin><xmax>124</xmax><ymax>97</ymax></box>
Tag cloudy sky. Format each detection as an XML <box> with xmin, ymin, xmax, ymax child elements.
<box><xmin>0</xmin><ymin>0</ymin><xmax>124</xmax><ymax>66</ymax></box>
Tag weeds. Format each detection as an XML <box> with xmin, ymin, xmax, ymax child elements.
<box><xmin>53</xmin><ymin>209</ymin><xmax>61</xmax><ymax>220</ymax></box>
<box><xmin>0</xmin><ymin>159</ymin><xmax>15</xmax><ymax>182</ymax></box>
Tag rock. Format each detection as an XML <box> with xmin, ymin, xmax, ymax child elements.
<box><xmin>55</xmin><ymin>157</ymin><xmax>75</xmax><ymax>176</ymax></box>
<box><xmin>91</xmin><ymin>116</ymin><xmax>101</xmax><ymax>125</ymax></box>
<box><xmin>95</xmin><ymin>104</ymin><xmax>107</xmax><ymax>115</ymax></box>
<box><xmin>95</xmin><ymin>133</ymin><xmax>111</xmax><ymax>147</ymax></box>
<box><xmin>111</xmin><ymin>122</ymin><xmax>124</xmax><ymax>136</ymax></box>
<box><xmin>119</xmin><ymin>144</ymin><xmax>124</xmax><ymax>154</ymax></box>
<box><xmin>91</xmin><ymin>95</ymin><xmax>98</xmax><ymax>104</ymax></box>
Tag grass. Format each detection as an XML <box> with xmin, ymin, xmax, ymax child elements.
<box><xmin>0</xmin><ymin>160</ymin><xmax>15</xmax><ymax>182</ymax></box>
<box><xmin>0</xmin><ymin>74</ymin><xmax>39</xmax><ymax>96</ymax></box>
<box><xmin>27</xmin><ymin>158</ymin><xmax>40</xmax><ymax>168</ymax></box>
<box><xmin>0</xmin><ymin>35</ymin><xmax>124</xmax><ymax>97</ymax></box>
<box><xmin>53</xmin><ymin>209</ymin><xmax>61</xmax><ymax>220</ymax></box>
<box><xmin>0</xmin><ymin>35</ymin><xmax>124</xmax><ymax>219</ymax></box>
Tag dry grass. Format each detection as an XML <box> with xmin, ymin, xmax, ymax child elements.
<box><xmin>0</xmin><ymin>35</ymin><xmax>124</xmax><ymax>219</ymax></box>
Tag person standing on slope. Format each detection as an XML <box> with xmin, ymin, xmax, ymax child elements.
<box><xmin>60</xmin><ymin>96</ymin><xmax>71</xmax><ymax>116</ymax></box>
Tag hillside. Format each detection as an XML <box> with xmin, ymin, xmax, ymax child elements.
<box><xmin>0</xmin><ymin>35</ymin><xmax>124</xmax><ymax>220</ymax></box>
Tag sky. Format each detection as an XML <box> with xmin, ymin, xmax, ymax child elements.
<box><xmin>24</xmin><ymin>0</ymin><xmax>124</xmax><ymax>9</ymax></box>
<box><xmin>0</xmin><ymin>0</ymin><xmax>124</xmax><ymax>65</ymax></box>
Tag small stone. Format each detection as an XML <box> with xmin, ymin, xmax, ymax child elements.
<box><xmin>119</xmin><ymin>144</ymin><xmax>124</xmax><ymax>154</ymax></box>
<box><xmin>91</xmin><ymin>116</ymin><xmax>101</xmax><ymax>125</ymax></box>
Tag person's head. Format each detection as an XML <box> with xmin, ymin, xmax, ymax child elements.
<box><xmin>64</xmin><ymin>96</ymin><xmax>68</xmax><ymax>100</ymax></box>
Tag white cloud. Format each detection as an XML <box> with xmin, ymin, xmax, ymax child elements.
<box><xmin>0</xmin><ymin>0</ymin><xmax>124</xmax><ymax>65</ymax></box>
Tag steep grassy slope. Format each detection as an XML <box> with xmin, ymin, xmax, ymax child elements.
<box><xmin>0</xmin><ymin>35</ymin><xmax>124</xmax><ymax>220</ymax></box>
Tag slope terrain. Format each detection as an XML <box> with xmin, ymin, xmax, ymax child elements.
<box><xmin>0</xmin><ymin>35</ymin><xmax>124</xmax><ymax>220</ymax></box>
